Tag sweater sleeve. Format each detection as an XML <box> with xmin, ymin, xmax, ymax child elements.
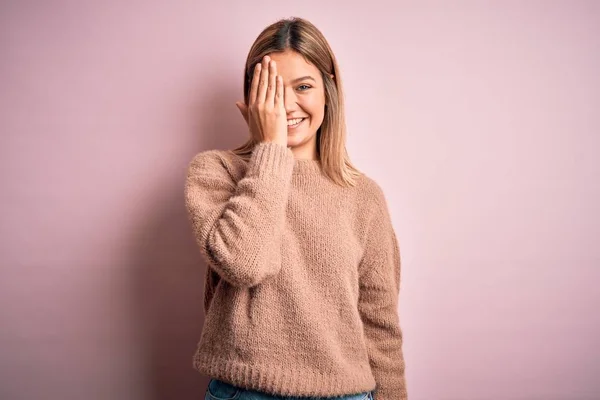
<box><xmin>358</xmin><ymin>183</ymin><xmax>408</xmax><ymax>400</ymax></box>
<box><xmin>184</xmin><ymin>141</ymin><xmax>295</xmax><ymax>288</ymax></box>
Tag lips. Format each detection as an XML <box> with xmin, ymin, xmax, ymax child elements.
<box><xmin>287</xmin><ymin>118</ymin><xmax>306</xmax><ymax>128</ymax></box>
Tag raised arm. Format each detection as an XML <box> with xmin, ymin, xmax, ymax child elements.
<box><xmin>184</xmin><ymin>141</ymin><xmax>295</xmax><ymax>288</ymax></box>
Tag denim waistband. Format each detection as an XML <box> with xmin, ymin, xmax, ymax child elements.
<box><xmin>206</xmin><ymin>378</ymin><xmax>373</xmax><ymax>400</ymax></box>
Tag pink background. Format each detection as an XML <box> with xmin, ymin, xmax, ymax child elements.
<box><xmin>1</xmin><ymin>1</ymin><xmax>599</xmax><ymax>399</ymax></box>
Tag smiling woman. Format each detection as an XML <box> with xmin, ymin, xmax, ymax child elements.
<box><xmin>231</xmin><ymin>17</ymin><xmax>361</xmax><ymax>188</ymax></box>
<box><xmin>184</xmin><ymin>16</ymin><xmax>408</xmax><ymax>400</ymax></box>
<box><xmin>268</xmin><ymin>50</ymin><xmax>325</xmax><ymax>143</ymax></box>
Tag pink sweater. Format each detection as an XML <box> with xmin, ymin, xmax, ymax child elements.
<box><xmin>184</xmin><ymin>141</ymin><xmax>407</xmax><ymax>399</ymax></box>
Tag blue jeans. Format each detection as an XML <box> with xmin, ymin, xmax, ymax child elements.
<box><xmin>205</xmin><ymin>378</ymin><xmax>374</xmax><ymax>400</ymax></box>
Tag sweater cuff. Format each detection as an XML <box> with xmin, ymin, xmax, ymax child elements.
<box><xmin>247</xmin><ymin>141</ymin><xmax>295</xmax><ymax>179</ymax></box>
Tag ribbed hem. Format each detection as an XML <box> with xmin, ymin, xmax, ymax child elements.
<box><xmin>193</xmin><ymin>352</ymin><xmax>376</xmax><ymax>397</ymax></box>
<box><xmin>377</xmin><ymin>388</ymin><xmax>408</xmax><ymax>400</ymax></box>
<box><xmin>247</xmin><ymin>141</ymin><xmax>295</xmax><ymax>179</ymax></box>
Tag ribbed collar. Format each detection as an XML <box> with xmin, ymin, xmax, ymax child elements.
<box><xmin>292</xmin><ymin>158</ymin><xmax>323</xmax><ymax>175</ymax></box>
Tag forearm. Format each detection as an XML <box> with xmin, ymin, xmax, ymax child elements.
<box><xmin>185</xmin><ymin>141</ymin><xmax>295</xmax><ymax>287</ymax></box>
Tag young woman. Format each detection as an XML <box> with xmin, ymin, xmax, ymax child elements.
<box><xmin>184</xmin><ymin>17</ymin><xmax>408</xmax><ymax>400</ymax></box>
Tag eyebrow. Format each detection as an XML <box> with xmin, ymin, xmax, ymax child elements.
<box><xmin>290</xmin><ymin>75</ymin><xmax>316</xmax><ymax>84</ymax></box>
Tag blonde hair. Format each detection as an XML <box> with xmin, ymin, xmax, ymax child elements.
<box><xmin>230</xmin><ymin>17</ymin><xmax>362</xmax><ymax>187</ymax></box>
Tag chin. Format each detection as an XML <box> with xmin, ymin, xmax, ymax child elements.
<box><xmin>287</xmin><ymin>133</ymin><xmax>312</xmax><ymax>146</ymax></box>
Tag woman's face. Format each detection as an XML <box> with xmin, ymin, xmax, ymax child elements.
<box><xmin>267</xmin><ymin>49</ymin><xmax>326</xmax><ymax>154</ymax></box>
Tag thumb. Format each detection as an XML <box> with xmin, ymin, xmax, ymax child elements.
<box><xmin>235</xmin><ymin>101</ymin><xmax>249</xmax><ymax>125</ymax></box>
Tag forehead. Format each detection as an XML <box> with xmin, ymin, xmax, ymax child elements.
<box><xmin>267</xmin><ymin>50</ymin><xmax>322</xmax><ymax>83</ymax></box>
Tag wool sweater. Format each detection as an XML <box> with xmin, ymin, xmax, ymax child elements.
<box><xmin>184</xmin><ymin>141</ymin><xmax>407</xmax><ymax>400</ymax></box>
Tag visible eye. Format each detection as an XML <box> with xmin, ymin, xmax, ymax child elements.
<box><xmin>297</xmin><ymin>84</ymin><xmax>312</xmax><ymax>91</ymax></box>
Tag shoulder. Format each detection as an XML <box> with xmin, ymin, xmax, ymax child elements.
<box><xmin>187</xmin><ymin>148</ymin><xmax>234</xmax><ymax>169</ymax></box>
<box><xmin>355</xmin><ymin>172</ymin><xmax>389</xmax><ymax>209</ymax></box>
<box><xmin>355</xmin><ymin>172</ymin><xmax>395</xmax><ymax>232</ymax></box>
<box><xmin>186</xmin><ymin>149</ymin><xmax>246</xmax><ymax>180</ymax></box>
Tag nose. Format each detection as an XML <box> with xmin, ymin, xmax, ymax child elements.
<box><xmin>283</xmin><ymin>86</ymin><xmax>298</xmax><ymax>112</ymax></box>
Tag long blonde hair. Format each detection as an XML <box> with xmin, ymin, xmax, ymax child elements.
<box><xmin>231</xmin><ymin>17</ymin><xmax>362</xmax><ymax>187</ymax></box>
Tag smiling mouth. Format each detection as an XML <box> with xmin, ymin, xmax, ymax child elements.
<box><xmin>287</xmin><ymin>118</ymin><xmax>306</xmax><ymax>130</ymax></box>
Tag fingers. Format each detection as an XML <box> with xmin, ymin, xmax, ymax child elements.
<box><xmin>275</xmin><ymin>75</ymin><xmax>284</xmax><ymax>109</ymax></box>
<box><xmin>256</xmin><ymin>56</ymin><xmax>270</xmax><ymax>104</ymax></box>
<box><xmin>265</xmin><ymin>59</ymin><xmax>277</xmax><ymax>105</ymax></box>
<box><xmin>243</xmin><ymin>55</ymin><xmax>286</xmax><ymax>143</ymax></box>
<box><xmin>235</xmin><ymin>101</ymin><xmax>249</xmax><ymax>124</ymax></box>
<box><xmin>248</xmin><ymin>62</ymin><xmax>261</xmax><ymax>106</ymax></box>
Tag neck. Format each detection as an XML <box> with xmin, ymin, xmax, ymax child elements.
<box><xmin>288</xmin><ymin>137</ymin><xmax>319</xmax><ymax>160</ymax></box>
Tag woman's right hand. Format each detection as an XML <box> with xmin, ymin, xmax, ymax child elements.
<box><xmin>235</xmin><ymin>55</ymin><xmax>288</xmax><ymax>147</ymax></box>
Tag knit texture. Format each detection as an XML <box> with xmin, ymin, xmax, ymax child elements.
<box><xmin>184</xmin><ymin>141</ymin><xmax>407</xmax><ymax>399</ymax></box>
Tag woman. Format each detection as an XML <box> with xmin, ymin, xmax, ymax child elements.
<box><xmin>184</xmin><ymin>17</ymin><xmax>407</xmax><ymax>400</ymax></box>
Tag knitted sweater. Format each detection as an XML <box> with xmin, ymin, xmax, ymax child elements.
<box><xmin>184</xmin><ymin>141</ymin><xmax>407</xmax><ymax>399</ymax></box>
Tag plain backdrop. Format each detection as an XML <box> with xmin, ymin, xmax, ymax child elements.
<box><xmin>1</xmin><ymin>1</ymin><xmax>599</xmax><ymax>399</ymax></box>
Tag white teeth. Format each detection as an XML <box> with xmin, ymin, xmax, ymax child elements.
<box><xmin>287</xmin><ymin>118</ymin><xmax>304</xmax><ymax>126</ymax></box>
